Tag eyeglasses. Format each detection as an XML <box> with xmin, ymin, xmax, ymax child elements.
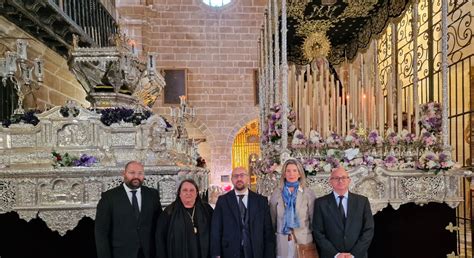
<box><xmin>232</xmin><ymin>173</ymin><xmax>248</xmax><ymax>179</ymax></box>
<box><xmin>330</xmin><ymin>176</ymin><xmax>350</xmax><ymax>182</ymax></box>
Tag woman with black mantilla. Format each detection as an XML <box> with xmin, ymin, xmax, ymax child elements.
<box><xmin>156</xmin><ymin>179</ymin><xmax>213</xmax><ymax>258</ymax></box>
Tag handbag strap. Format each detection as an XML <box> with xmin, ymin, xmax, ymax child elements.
<box><xmin>290</xmin><ymin>229</ymin><xmax>299</xmax><ymax>244</ymax></box>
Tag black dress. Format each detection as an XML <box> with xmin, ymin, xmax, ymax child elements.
<box><xmin>156</xmin><ymin>199</ymin><xmax>213</xmax><ymax>258</ymax></box>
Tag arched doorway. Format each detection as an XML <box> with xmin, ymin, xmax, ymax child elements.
<box><xmin>231</xmin><ymin>120</ymin><xmax>260</xmax><ymax>189</ymax></box>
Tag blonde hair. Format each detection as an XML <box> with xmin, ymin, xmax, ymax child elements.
<box><xmin>279</xmin><ymin>159</ymin><xmax>307</xmax><ymax>188</ymax></box>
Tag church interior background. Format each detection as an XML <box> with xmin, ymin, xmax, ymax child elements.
<box><xmin>0</xmin><ymin>0</ymin><xmax>473</xmax><ymax>257</ymax></box>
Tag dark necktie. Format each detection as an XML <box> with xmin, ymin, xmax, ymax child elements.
<box><xmin>131</xmin><ymin>190</ymin><xmax>140</xmax><ymax>219</ymax></box>
<box><xmin>238</xmin><ymin>194</ymin><xmax>246</xmax><ymax>224</ymax></box>
<box><xmin>338</xmin><ymin>195</ymin><xmax>346</xmax><ymax>225</ymax></box>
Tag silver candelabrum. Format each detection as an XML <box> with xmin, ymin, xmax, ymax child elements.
<box><xmin>170</xmin><ymin>95</ymin><xmax>196</xmax><ymax>139</ymax></box>
<box><xmin>0</xmin><ymin>39</ymin><xmax>44</xmax><ymax>114</ymax></box>
<box><xmin>170</xmin><ymin>95</ymin><xmax>196</xmax><ymax>123</ymax></box>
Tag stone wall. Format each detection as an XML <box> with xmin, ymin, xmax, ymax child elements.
<box><xmin>116</xmin><ymin>0</ymin><xmax>266</xmax><ymax>184</ymax></box>
<box><xmin>0</xmin><ymin>17</ymin><xmax>88</xmax><ymax>110</ymax></box>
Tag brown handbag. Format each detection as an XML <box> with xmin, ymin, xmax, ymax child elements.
<box><xmin>291</xmin><ymin>230</ymin><xmax>319</xmax><ymax>258</ymax></box>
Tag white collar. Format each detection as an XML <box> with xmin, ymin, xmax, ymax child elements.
<box><xmin>333</xmin><ymin>191</ymin><xmax>348</xmax><ymax>199</ymax></box>
<box><xmin>123</xmin><ymin>183</ymin><xmax>141</xmax><ymax>193</ymax></box>
<box><xmin>235</xmin><ymin>188</ymin><xmax>249</xmax><ymax>196</ymax></box>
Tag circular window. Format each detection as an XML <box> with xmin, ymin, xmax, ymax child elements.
<box><xmin>202</xmin><ymin>0</ymin><xmax>232</xmax><ymax>7</ymax></box>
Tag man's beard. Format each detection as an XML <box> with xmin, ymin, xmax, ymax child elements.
<box><xmin>125</xmin><ymin>179</ymin><xmax>143</xmax><ymax>189</ymax></box>
<box><xmin>234</xmin><ymin>182</ymin><xmax>246</xmax><ymax>191</ymax></box>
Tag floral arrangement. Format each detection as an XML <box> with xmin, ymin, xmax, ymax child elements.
<box><xmin>253</xmin><ymin>142</ymin><xmax>282</xmax><ymax>175</ymax></box>
<box><xmin>344</xmin><ymin>129</ymin><xmax>362</xmax><ymax>147</ymax></box>
<box><xmin>291</xmin><ymin>129</ymin><xmax>307</xmax><ymax>147</ymax></box>
<box><xmin>367</xmin><ymin>130</ymin><xmax>383</xmax><ymax>146</ymax></box>
<box><xmin>419</xmin><ymin>102</ymin><xmax>442</xmax><ymax>134</ymax></box>
<box><xmin>2</xmin><ymin>110</ymin><xmax>40</xmax><ymax>128</ymax></box>
<box><xmin>309</xmin><ymin>130</ymin><xmax>323</xmax><ymax>147</ymax></box>
<box><xmin>99</xmin><ymin>108</ymin><xmax>152</xmax><ymax>126</ymax></box>
<box><xmin>260</xmin><ymin>101</ymin><xmax>454</xmax><ymax>176</ymax></box>
<box><xmin>416</xmin><ymin>151</ymin><xmax>455</xmax><ymax>174</ymax></box>
<box><xmin>419</xmin><ymin>129</ymin><xmax>438</xmax><ymax>147</ymax></box>
<box><xmin>325</xmin><ymin>132</ymin><xmax>344</xmax><ymax>148</ymax></box>
<box><xmin>60</xmin><ymin>106</ymin><xmax>80</xmax><ymax>117</ymax></box>
<box><xmin>302</xmin><ymin>158</ymin><xmax>320</xmax><ymax>175</ymax></box>
<box><xmin>400</xmin><ymin>129</ymin><xmax>416</xmax><ymax>145</ymax></box>
<box><xmin>289</xmin><ymin>125</ymin><xmax>455</xmax><ymax>175</ymax></box>
<box><xmin>262</xmin><ymin>104</ymin><xmax>296</xmax><ymax>144</ymax></box>
<box><xmin>52</xmin><ymin>151</ymin><xmax>98</xmax><ymax>168</ymax></box>
<box><xmin>385</xmin><ymin>129</ymin><xmax>400</xmax><ymax>147</ymax></box>
<box><xmin>384</xmin><ymin>155</ymin><xmax>398</xmax><ymax>169</ymax></box>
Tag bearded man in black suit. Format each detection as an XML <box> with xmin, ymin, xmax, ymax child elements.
<box><xmin>95</xmin><ymin>161</ymin><xmax>162</xmax><ymax>258</ymax></box>
<box><xmin>312</xmin><ymin>167</ymin><xmax>374</xmax><ymax>258</ymax></box>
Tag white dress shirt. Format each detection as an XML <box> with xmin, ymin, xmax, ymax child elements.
<box><xmin>333</xmin><ymin>191</ymin><xmax>349</xmax><ymax>217</ymax></box>
<box><xmin>123</xmin><ymin>184</ymin><xmax>142</xmax><ymax>211</ymax></box>
<box><xmin>235</xmin><ymin>188</ymin><xmax>249</xmax><ymax>208</ymax></box>
<box><xmin>333</xmin><ymin>191</ymin><xmax>353</xmax><ymax>258</ymax></box>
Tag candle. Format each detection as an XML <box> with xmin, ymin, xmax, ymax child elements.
<box><xmin>6</xmin><ymin>52</ymin><xmax>17</xmax><ymax>75</ymax></box>
<box><xmin>179</xmin><ymin>95</ymin><xmax>186</xmax><ymax>106</ymax></box>
<box><xmin>147</xmin><ymin>53</ymin><xmax>155</xmax><ymax>72</ymax></box>
<box><xmin>16</xmin><ymin>39</ymin><xmax>27</xmax><ymax>60</ymax></box>
<box><xmin>34</xmin><ymin>58</ymin><xmax>44</xmax><ymax>82</ymax></box>
<box><xmin>362</xmin><ymin>93</ymin><xmax>367</xmax><ymax>128</ymax></box>
<box><xmin>336</xmin><ymin>80</ymin><xmax>340</xmax><ymax>134</ymax></box>
<box><xmin>0</xmin><ymin>58</ymin><xmax>6</xmax><ymax>77</ymax></box>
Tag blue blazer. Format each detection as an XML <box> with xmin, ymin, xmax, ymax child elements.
<box><xmin>210</xmin><ymin>190</ymin><xmax>275</xmax><ymax>258</ymax></box>
<box><xmin>312</xmin><ymin>192</ymin><xmax>374</xmax><ymax>258</ymax></box>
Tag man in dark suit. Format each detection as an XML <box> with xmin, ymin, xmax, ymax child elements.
<box><xmin>312</xmin><ymin>167</ymin><xmax>374</xmax><ymax>258</ymax></box>
<box><xmin>95</xmin><ymin>161</ymin><xmax>162</xmax><ymax>258</ymax></box>
<box><xmin>210</xmin><ymin>167</ymin><xmax>275</xmax><ymax>258</ymax></box>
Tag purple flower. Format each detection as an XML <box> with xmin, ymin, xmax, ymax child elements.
<box><xmin>363</xmin><ymin>155</ymin><xmax>375</xmax><ymax>167</ymax></box>
<box><xmin>74</xmin><ymin>154</ymin><xmax>97</xmax><ymax>167</ymax></box>
<box><xmin>384</xmin><ymin>156</ymin><xmax>398</xmax><ymax>168</ymax></box>
<box><xmin>439</xmin><ymin>153</ymin><xmax>447</xmax><ymax>162</ymax></box>
<box><xmin>326</xmin><ymin>156</ymin><xmax>340</xmax><ymax>168</ymax></box>
<box><xmin>425</xmin><ymin>154</ymin><xmax>435</xmax><ymax>161</ymax></box>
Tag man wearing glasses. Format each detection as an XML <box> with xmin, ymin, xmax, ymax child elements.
<box><xmin>211</xmin><ymin>167</ymin><xmax>275</xmax><ymax>258</ymax></box>
<box><xmin>312</xmin><ymin>167</ymin><xmax>374</xmax><ymax>258</ymax></box>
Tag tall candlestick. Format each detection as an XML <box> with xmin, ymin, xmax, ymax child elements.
<box><xmin>16</xmin><ymin>40</ymin><xmax>27</xmax><ymax>60</ymax></box>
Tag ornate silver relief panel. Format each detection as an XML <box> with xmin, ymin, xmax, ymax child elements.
<box><xmin>264</xmin><ymin>166</ymin><xmax>468</xmax><ymax>215</ymax></box>
<box><xmin>0</xmin><ymin>104</ymin><xmax>209</xmax><ymax>235</ymax></box>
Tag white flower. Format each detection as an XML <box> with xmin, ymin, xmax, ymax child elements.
<box><xmin>427</xmin><ymin>160</ymin><xmax>438</xmax><ymax>169</ymax></box>
<box><xmin>326</xmin><ymin>136</ymin><xmax>335</xmax><ymax>144</ymax></box>
<box><xmin>309</xmin><ymin>130</ymin><xmax>321</xmax><ymax>144</ymax></box>
<box><xmin>323</xmin><ymin>163</ymin><xmax>332</xmax><ymax>173</ymax></box>
<box><xmin>345</xmin><ymin>135</ymin><xmax>354</xmax><ymax>142</ymax></box>
<box><xmin>351</xmin><ymin>158</ymin><xmax>363</xmax><ymax>166</ymax></box>
<box><xmin>327</xmin><ymin>149</ymin><xmax>336</xmax><ymax>156</ymax></box>
<box><xmin>344</xmin><ymin>148</ymin><xmax>359</xmax><ymax>161</ymax></box>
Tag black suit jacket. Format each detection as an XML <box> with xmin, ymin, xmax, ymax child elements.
<box><xmin>312</xmin><ymin>192</ymin><xmax>374</xmax><ymax>258</ymax></box>
<box><xmin>95</xmin><ymin>184</ymin><xmax>162</xmax><ymax>258</ymax></box>
<box><xmin>210</xmin><ymin>190</ymin><xmax>275</xmax><ymax>258</ymax></box>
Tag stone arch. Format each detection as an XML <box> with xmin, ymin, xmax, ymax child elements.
<box><xmin>187</xmin><ymin>117</ymin><xmax>216</xmax><ymax>171</ymax></box>
<box><xmin>190</xmin><ymin>118</ymin><xmax>216</xmax><ymax>146</ymax></box>
<box><xmin>224</xmin><ymin>113</ymin><xmax>259</xmax><ymax>157</ymax></box>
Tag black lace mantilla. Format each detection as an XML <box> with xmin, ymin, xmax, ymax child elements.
<box><xmin>287</xmin><ymin>0</ymin><xmax>410</xmax><ymax>66</ymax></box>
